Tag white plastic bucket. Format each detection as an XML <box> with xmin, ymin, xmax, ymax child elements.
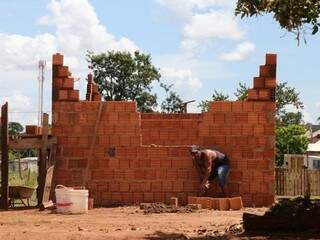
<box><xmin>55</xmin><ymin>185</ymin><xmax>89</xmax><ymax>214</ymax></box>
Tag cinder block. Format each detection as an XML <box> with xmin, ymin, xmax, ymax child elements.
<box><xmin>231</xmin><ymin>101</ymin><xmax>243</xmax><ymax>112</ymax></box>
<box><xmin>210</xmin><ymin>101</ymin><xmax>222</xmax><ymax>112</ymax></box>
<box><xmin>259</xmin><ymin>65</ymin><xmax>276</xmax><ymax>78</ymax></box>
<box><xmin>68</xmin><ymin>90</ymin><xmax>79</xmax><ymax>101</ymax></box>
<box><xmin>253</xmin><ymin>77</ymin><xmax>265</xmax><ymax>89</ymax></box>
<box><xmin>62</xmin><ymin>78</ymin><xmax>74</xmax><ymax>89</ymax></box>
<box><xmin>53</xmin><ymin>78</ymin><xmax>63</xmax><ymax>88</ymax></box>
<box><xmin>58</xmin><ymin>90</ymin><xmax>68</xmax><ymax>100</ymax></box>
<box><xmin>258</xmin><ymin>89</ymin><xmax>272</xmax><ymax>100</ymax></box>
<box><xmin>265</xmin><ymin>78</ymin><xmax>276</xmax><ymax>89</ymax></box>
<box><xmin>57</xmin><ymin>66</ymin><xmax>69</xmax><ymax>77</ymax></box>
<box><xmin>218</xmin><ymin>198</ymin><xmax>230</xmax><ymax>210</ymax></box>
<box><xmin>229</xmin><ymin>197</ymin><xmax>243</xmax><ymax>210</ymax></box>
<box><xmin>25</xmin><ymin>125</ymin><xmax>41</xmax><ymax>135</ymax></box>
<box><xmin>52</xmin><ymin>53</ymin><xmax>64</xmax><ymax>65</ymax></box>
<box><xmin>247</xmin><ymin>89</ymin><xmax>259</xmax><ymax>100</ymax></box>
<box><xmin>188</xmin><ymin>196</ymin><xmax>198</xmax><ymax>205</ymax></box>
<box><xmin>220</xmin><ymin>102</ymin><xmax>232</xmax><ymax>112</ymax></box>
<box><xmin>265</xmin><ymin>53</ymin><xmax>277</xmax><ymax>66</ymax></box>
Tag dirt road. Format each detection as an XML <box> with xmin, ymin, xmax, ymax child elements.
<box><xmin>0</xmin><ymin>207</ymin><xmax>317</xmax><ymax>240</ymax></box>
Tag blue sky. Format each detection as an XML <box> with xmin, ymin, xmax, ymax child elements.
<box><xmin>0</xmin><ymin>0</ymin><xmax>319</xmax><ymax>125</ymax></box>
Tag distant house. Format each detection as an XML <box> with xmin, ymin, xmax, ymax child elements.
<box><xmin>7</xmin><ymin>157</ymin><xmax>38</xmax><ymax>172</ymax></box>
<box><xmin>308</xmin><ymin>140</ymin><xmax>320</xmax><ymax>156</ymax></box>
<box><xmin>307</xmin><ymin>125</ymin><xmax>320</xmax><ymax>143</ymax></box>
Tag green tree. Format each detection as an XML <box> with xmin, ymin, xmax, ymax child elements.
<box><xmin>276</xmin><ymin>82</ymin><xmax>304</xmax><ymax>126</ymax></box>
<box><xmin>160</xmin><ymin>83</ymin><xmax>184</xmax><ymax>113</ymax></box>
<box><xmin>87</xmin><ymin>51</ymin><xmax>161</xmax><ymax>112</ymax></box>
<box><xmin>198</xmin><ymin>90</ymin><xmax>230</xmax><ymax>112</ymax></box>
<box><xmin>235</xmin><ymin>0</ymin><xmax>320</xmax><ymax>42</ymax></box>
<box><xmin>8</xmin><ymin>122</ymin><xmax>23</xmax><ymax>137</ymax></box>
<box><xmin>276</xmin><ymin>125</ymin><xmax>309</xmax><ymax>166</ymax></box>
<box><xmin>234</xmin><ymin>82</ymin><xmax>249</xmax><ymax>100</ymax></box>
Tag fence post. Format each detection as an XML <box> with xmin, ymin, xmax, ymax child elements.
<box><xmin>0</xmin><ymin>102</ymin><xmax>9</xmax><ymax>210</ymax></box>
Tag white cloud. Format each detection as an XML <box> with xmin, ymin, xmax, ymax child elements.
<box><xmin>0</xmin><ymin>0</ymin><xmax>139</xmax><ymax>125</ymax></box>
<box><xmin>37</xmin><ymin>0</ymin><xmax>138</xmax><ymax>60</ymax></box>
<box><xmin>0</xmin><ymin>33</ymin><xmax>57</xmax><ymax>71</ymax></box>
<box><xmin>1</xmin><ymin>0</ymin><xmax>138</xmax><ymax>72</ymax></box>
<box><xmin>316</xmin><ymin>102</ymin><xmax>320</xmax><ymax>108</ymax></box>
<box><xmin>220</xmin><ymin>41</ymin><xmax>255</xmax><ymax>61</ymax></box>
<box><xmin>0</xmin><ymin>92</ymin><xmax>38</xmax><ymax>125</ymax></box>
<box><xmin>156</xmin><ymin>0</ymin><xmax>234</xmax><ymax>20</ymax></box>
<box><xmin>156</xmin><ymin>0</ymin><xmax>245</xmax><ymax>54</ymax></box>
<box><xmin>182</xmin><ymin>11</ymin><xmax>244</xmax><ymax>52</ymax></box>
<box><xmin>161</xmin><ymin>67</ymin><xmax>202</xmax><ymax>91</ymax></box>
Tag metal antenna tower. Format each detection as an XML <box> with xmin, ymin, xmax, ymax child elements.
<box><xmin>38</xmin><ymin>60</ymin><xmax>46</xmax><ymax>125</ymax></box>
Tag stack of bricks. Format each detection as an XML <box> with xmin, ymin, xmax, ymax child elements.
<box><xmin>86</xmin><ymin>73</ymin><xmax>102</xmax><ymax>102</ymax></box>
<box><xmin>247</xmin><ymin>54</ymin><xmax>277</xmax><ymax>101</ymax></box>
<box><xmin>25</xmin><ymin>125</ymin><xmax>42</xmax><ymax>135</ymax></box>
<box><xmin>188</xmin><ymin>196</ymin><xmax>243</xmax><ymax>210</ymax></box>
<box><xmin>141</xmin><ymin>114</ymin><xmax>202</xmax><ymax>145</ymax></box>
<box><xmin>51</xmin><ymin>53</ymin><xmax>276</xmax><ymax>207</ymax></box>
<box><xmin>52</xmin><ymin>53</ymin><xmax>79</xmax><ymax>102</ymax></box>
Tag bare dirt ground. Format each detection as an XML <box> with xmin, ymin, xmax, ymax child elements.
<box><xmin>0</xmin><ymin>207</ymin><xmax>318</xmax><ymax>240</ymax></box>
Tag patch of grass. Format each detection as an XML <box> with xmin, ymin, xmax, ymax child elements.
<box><xmin>9</xmin><ymin>170</ymin><xmax>38</xmax><ymax>188</ymax></box>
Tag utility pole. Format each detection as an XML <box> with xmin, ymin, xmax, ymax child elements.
<box><xmin>38</xmin><ymin>60</ymin><xmax>46</xmax><ymax>126</ymax></box>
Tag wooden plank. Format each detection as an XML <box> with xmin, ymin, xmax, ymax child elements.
<box><xmin>37</xmin><ymin>113</ymin><xmax>49</xmax><ymax>204</ymax></box>
<box><xmin>42</xmin><ymin>144</ymin><xmax>56</xmax><ymax>203</ymax></box>
<box><xmin>42</xmin><ymin>165</ymin><xmax>54</xmax><ymax>203</ymax></box>
<box><xmin>0</xmin><ymin>102</ymin><xmax>9</xmax><ymax>210</ymax></box>
<box><xmin>82</xmin><ymin>102</ymin><xmax>104</xmax><ymax>187</ymax></box>
<box><xmin>8</xmin><ymin>137</ymin><xmax>57</xmax><ymax>150</ymax></box>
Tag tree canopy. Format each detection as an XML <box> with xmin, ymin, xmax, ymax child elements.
<box><xmin>160</xmin><ymin>83</ymin><xmax>184</xmax><ymax>113</ymax></box>
<box><xmin>87</xmin><ymin>51</ymin><xmax>161</xmax><ymax>112</ymax></box>
<box><xmin>276</xmin><ymin>125</ymin><xmax>309</xmax><ymax>166</ymax></box>
<box><xmin>8</xmin><ymin>122</ymin><xmax>24</xmax><ymax>136</ymax></box>
<box><xmin>235</xmin><ymin>0</ymin><xmax>320</xmax><ymax>42</ymax></box>
<box><xmin>234</xmin><ymin>82</ymin><xmax>249</xmax><ymax>100</ymax></box>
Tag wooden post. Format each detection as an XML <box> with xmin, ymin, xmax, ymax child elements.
<box><xmin>37</xmin><ymin>113</ymin><xmax>49</xmax><ymax>204</ymax></box>
<box><xmin>0</xmin><ymin>102</ymin><xmax>9</xmax><ymax>210</ymax></box>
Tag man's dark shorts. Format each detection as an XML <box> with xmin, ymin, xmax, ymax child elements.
<box><xmin>208</xmin><ymin>164</ymin><xmax>230</xmax><ymax>187</ymax></box>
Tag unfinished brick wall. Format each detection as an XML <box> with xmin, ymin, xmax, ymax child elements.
<box><xmin>52</xmin><ymin>53</ymin><xmax>276</xmax><ymax>207</ymax></box>
<box><xmin>141</xmin><ymin>114</ymin><xmax>202</xmax><ymax>145</ymax></box>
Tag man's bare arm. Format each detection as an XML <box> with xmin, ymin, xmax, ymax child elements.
<box><xmin>200</xmin><ymin>153</ymin><xmax>212</xmax><ymax>186</ymax></box>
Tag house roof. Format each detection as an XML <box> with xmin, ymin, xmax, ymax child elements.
<box><xmin>308</xmin><ymin>140</ymin><xmax>320</xmax><ymax>152</ymax></box>
<box><xmin>311</xmin><ymin>125</ymin><xmax>320</xmax><ymax>132</ymax></box>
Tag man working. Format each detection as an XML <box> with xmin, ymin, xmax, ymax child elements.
<box><xmin>190</xmin><ymin>145</ymin><xmax>230</xmax><ymax>197</ymax></box>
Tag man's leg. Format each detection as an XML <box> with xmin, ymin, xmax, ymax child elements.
<box><xmin>217</xmin><ymin>165</ymin><xmax>230</xmax><ymax>197</ymax></box>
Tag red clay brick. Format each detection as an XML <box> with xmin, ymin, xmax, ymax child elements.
<box><xmin>265</xmin><ymin>78</ymin><xmax>276</xmax><ymax>89</ymax></box>
<box><xmin>53</xmin><ymin>53</ymin><xmax>64</xmax><ymax>65</ymax></box>
<box><xmin>58</xmin><ymin>90</ymin><xmax>68</xmax><ymax>100</ymax></box>
<box><xmin>253</xmin><ymin>77</ymin><xmax>265</xmax><ymax>89</ymax></box>
<box><xmin>247</xmin><ymin>89</ymin><xmax>259</xmax><ymax>100</ymax></box>
<box><xmin>57</xmin><ymin>66</ymin><xmax>69</xmax><ymax>77</ymax></box>
<box><xmin>259</xmin><ymin>65</ymin><xmax>276</xmax><ymax>78</ymax></box>
<box><xmin>265</xmin><ymin>53</ymin><xmax>277</xmax><ymax>66</ymax></box>
<box><xmin>229</xmin><ymin>197</ymin><xmax>243</xmax><ymax>210</ymax></box>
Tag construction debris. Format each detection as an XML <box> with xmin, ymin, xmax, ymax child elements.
<box><xmin>243</xmin><ymin>197</ymin><xmax>320</xmax><ymax>232</ymax></box>
<box><xmin>139</xmin><ymin>202</ymin><xmax>197</xmax><ymax>214</ymax></box>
